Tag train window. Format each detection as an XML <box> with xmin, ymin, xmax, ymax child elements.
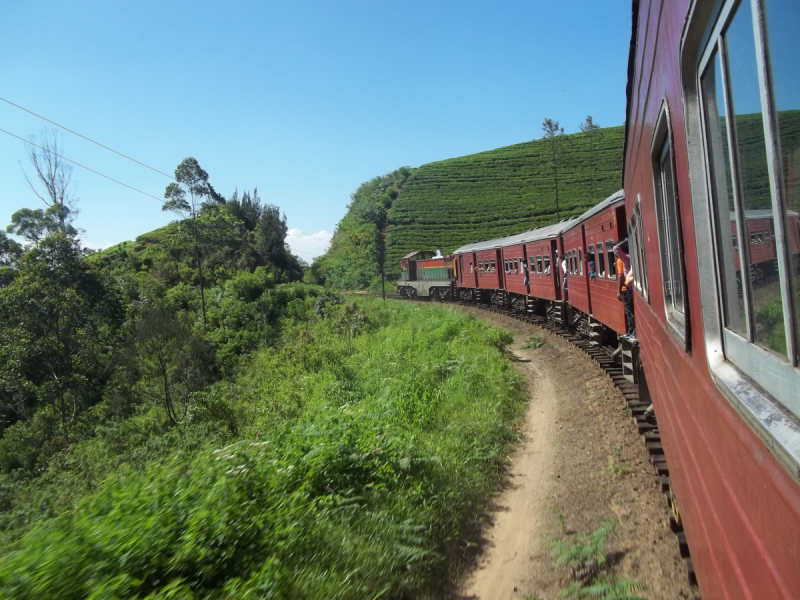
<box><xmin>490</xmin><ymin>260</ymin><xmax>496</xmax><ymax>273</ymax></box>
<box><xmin>692</xmin><ymin>0</ymin><xmax>800</xmax><ymax>423</ymax></box>
<box><xmin>606</xmin><ymin>241</ymin><xmax>616</xmax><ymax>279</ymax></box>
<box><xmin>652</xmin><ymin>106</ymin><xmax>687</xmax><ymax>339</ymax></box>
<box><xmin>514</xmin><ymin>257</ymin><xmax>519</xmax><ymax>273</ymax></box>
<box><xmin>469</xmin><ymin>261</ymin><xmax>473</xmax><ymax>274</ymax></box>
<box><xmin>543</xmin><ymin>254</ymin><xmax>551</xmax><ymax>275</ymax></box>
<box><xmin>520</xmin><ymin>257</ymin><xmax>525</xmax><ymax>275</ymax></box>
<box><xmin>578</xmin><ymin>248</ymin><xmax>583</xmax><ymax>275</ymax></box>
<box><xmin>535</xmin><ymin>255</ymin><xmax>541</xmax><ymax>274</ymax></box>
<box><xmin>530</xmin><ymin>256</ymin><xmax>536</xmax><ymax>273</ymax></box>
<box><xmin>595</xmin><ymin>244</ymin><xmax>606</xmax><ymax>278</ymax></box>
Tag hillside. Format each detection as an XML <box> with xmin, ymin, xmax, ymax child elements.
<box><xmin>320</xmin><ymin>125</ymin><xmax>625</xmax><ymax>286</ymax></box>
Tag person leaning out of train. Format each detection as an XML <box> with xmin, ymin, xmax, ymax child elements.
<box><xmin>614</xmin><ymin>240</ymin><xmax>636</xmax><ymax>341</ymax></box>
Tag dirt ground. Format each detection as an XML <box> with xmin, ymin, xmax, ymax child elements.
<box><xmin>453</xmin><ymin>307</ymin><xmax>696</xmax><ymax>600</ymax></box>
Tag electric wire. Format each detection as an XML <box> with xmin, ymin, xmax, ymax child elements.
<box><xmin>0</xmin><ymin>127</ymin><xmax>163</xmax><ymax>202</ymax></box>
<box><xmin>0</xmin><ymin>96</ymin><xmax>175</xmax><ymax>180</ymax></box>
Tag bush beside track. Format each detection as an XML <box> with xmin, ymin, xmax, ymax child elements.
<box><xmin>0</xmin><ymin>298</ymin><xmax>526</xmax><ymax>599</ymax></box>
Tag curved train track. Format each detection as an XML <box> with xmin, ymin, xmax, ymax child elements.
<box><xmin>395</xmin><ymin>293</ymin><xmax>699</xmax><ymax>594</ymax></box>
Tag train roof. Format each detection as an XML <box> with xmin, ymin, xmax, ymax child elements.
<box><xmin>562</xmin><ymin>189</ymin><xmax>625</xmax><ymax>232</ymax></box>
<box><xmin>452</xmin><ymin>218</ymin><xmax>579</xmax><ymax>254</ymax></box>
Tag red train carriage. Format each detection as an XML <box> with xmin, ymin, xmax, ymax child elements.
<box><xmin>624</xmin><ymin>0</ymin><xmax>800</xmax><ymax>596</ymax></box>
<box><xmin>560</xmin><ymin>191</ymin><xmax>628</xmax><ymax>339</ymax></box>
<box><xmin>523</xmin><ymin>221</ymin><xmax>571</xmax><ymax>304</ymax></box>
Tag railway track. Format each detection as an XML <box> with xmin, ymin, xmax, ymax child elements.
<box><xmin>399</xmin><ymin>295</ymin><xmax>699</xmax><ymax>592</ymax></box>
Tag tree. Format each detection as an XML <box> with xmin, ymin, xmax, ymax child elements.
<box><xmin>542</xmin><ymin>118</ymin><xmax>566</xmax><ymax>221</ymax></box>
<box><xmin>579</xmin><ymin>115</ymin><xmax>601</xmax><ymax>202</ymax></box>
<box><xmin>0</xmin><ymin>232</ymin><xmax>23</xmax><ymax>268</ymax></box>
<box><xmin>130</xmin><ymin>309</ymin><xmax>216</xmax><ymax>426</ymax></box>
<box><xmin>226</xmin><ymin>188</ymin><xmax>264</xmax><ymax>232</ymax></box>
<box><xmin>255</xmin><ymin>204</ymin><xmax>302</xmax><ymax>279</ymax></box>
<box><xmin>21</xmin><ymin>129</ymin><xmax>77</xmax><ymax>229</ymax></box>
<box><xmin>7</xmin><ymin>205</ymin><xmax>77</xmax><ymax>247</ymax></box>
<box><xmin>163</xmin><ymin>158</ymin><xmax>218</xmax><ymax>326</ymax></box>
<box><xmin>0</xmin><ymin>235</ymin><xmax>124</xmax><ymax>431</ymax></box>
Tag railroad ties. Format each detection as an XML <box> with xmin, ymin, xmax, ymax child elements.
<box><xmin>451</xmin><ymin>301</ymin><xmax>699</xmax><ymax>593</ymax></box>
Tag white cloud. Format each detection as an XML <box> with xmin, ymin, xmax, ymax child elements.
<box><xmin>285</xmin><ymin>228</ymin><xmax>332</xmax><ymax>262</ymax></box>
<box><xmin>81</xmin><ymin>239</ymin><xmax>111</xmax><ymax>251</ymax></box>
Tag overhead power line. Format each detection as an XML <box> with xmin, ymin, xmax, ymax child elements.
<box><xmin>0</xmin><ymin>127</ymin><xmax>163</xmax><ymax>202</ymax></box>
<box><xmin>0</xmin><ymin>96</ymin><xmax>175</xmax><ymax>180</ymax></box>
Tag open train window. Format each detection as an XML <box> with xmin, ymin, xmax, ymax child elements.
<box><xmin>652</xmin><ymin>103</ymin><xmax>688</xmax><ymax>342</ymax></box>
<box><xmin>514</xmin><ymin>257</ymin><xmax>519</xmax><ymax>273</ymax></box>
<box><xmin>596</xmin><ymin>245</ymin><xmax>605</xmax><ymax>278</ymax></box>
<box><xmin>490</xmin><ymin>259</ymin><xmax>496</xmax><ymax>273</ymax></box>
<box><xmin>543</xmin><ymin>254</ymin><xmax>551</xmax><ymax>275</ymax></box>
<box><xmin>535</xmin><ymin>255</ymin><xmax>541</xmax><ymax>274</ymax></box>
<box><xmin>469</xmin><ymin>261</ymin><xmax>473</xmax><ymax>274</ymax></box>
<box><xmin>606</xmin><ymin>241</ymin><xmax>617</xmax><ymax>279</ymax></box>
<box><xmin>578</xmin><ymin>248</ymin><xmax>583</xmax><ymax>275</ymax></box>
<box><xmin>685</xmin><ymin>0</ymin><xmax>800</xmax><ymax>461</ymax></box>
<box><xmin>628</xmin><ymin>197</ymin><xmax>650</xmax><ymax>302</ymax></box>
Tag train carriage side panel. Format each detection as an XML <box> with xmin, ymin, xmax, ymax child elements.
<box><xmin>584</xmin><ymin>201</ymin><xmax>626</xmax><ymax>335</ymax></box>
<box><xmin>475</xmin><ymin>249</ymin><xmax>503</xmax><ymax>290</ymax></box>
<box><xmin>562</xmin><ymin>224</ymin><xmax>590</xmax><ymax>316</ymax></box>
<box><xmin>501</xmin><ymin>244</ymin><xmax>528</xmax><ymax>296</ymax></box>
<box><xmin>524</xmin><ymin>238</ymin><xmax>558</xmax><ymax>301</ymax></box>
<box><xmin>624</xmin><ymin>0</ymin><xmax>800</xmax><ymax>597</ymax></box>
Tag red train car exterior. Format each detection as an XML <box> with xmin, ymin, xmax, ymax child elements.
<box><xmin>475</xmin><ymin>249</ymin><xmax>503</xmax><ymax>290</ymax></box>
<box><xmin>624</xmin><ymin>0</ymin><xmax>800</xmax><ymax>597</ymax></box>
<box><xmin>562</xmin><ymin>219</ymin><xmax>589</xmax><ymax>316</ymax></box>
<box><xmin>501</xmin><ymin>244</ymin><xmax>528</xmax><ymax>296</ymax></box>
<box><xmin>524</xmin><ymin>224</ymin><xmax>564</xmax><ymax>302</ymax></box>
<box><xmin>582</xmin><ymin>193</ymin><xmax>627</xmax><ymax>335</ymax></box>
<box><xmin>455</xmin><ymin>253</ymin><xmax>478</xmax><ymax>289</ymax></box>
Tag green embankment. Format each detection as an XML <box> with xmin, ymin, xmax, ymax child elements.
<box><xmin>321</xmin><ymin>126</ymin><xmax>625</xmax><ymax>286</ymax></box>
<box><xmin>0</xmin><ymin>298</ymin><xmax>525</xmax><ymax>598</ymax></box>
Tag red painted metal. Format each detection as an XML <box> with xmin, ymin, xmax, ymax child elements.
<box><xmin>524</xmin><ymin>238</ymin><xmax>560</xmax><ymax>301</ymax></box>
<box><xmin>501</xmin><ymin>244</ymin><xmax>528</xmax><ymax>296</ymax></box>
<box><xmin>562</xmin><ymin>224</ymin><xmax>589</xmax><ymax>316</ymax></box>
<box><xmin>583</xmin><ymin>202</ymin><xmax>626</xmax><ymax>335</ymax></box>
<box><xmin>475</xmin><ymin>249</ymin><xmax>503</xmax><ymax>290</ymax></box>
<box><xmin>456</xmin><ymin>253</ymin><xmax>478</xmax><ymax>288</ymax></box>
<box><xmin>624</xmin><ymin>0</ymin><xmax>800</xmax><ymax>597</ymax></box>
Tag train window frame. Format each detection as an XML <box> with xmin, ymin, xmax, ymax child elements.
<box><xmin>490</xmin><ymin>259</ymin><xmax>496</xmax><ymax>273</ymax></box>
<box><xmin>514</xmin><ymin>257</ymin><xmax>519</xmax><ymax>274</ymax></box>
<box><xmin>606</xmin><ymin>240</ymin><xmax>617</xmax><ymax>280</ymax></box>
<box><xmin>594</xmin><ymin>242</ymin><xmax>606</xmax><ymax>279</ymax></box>
<box><xmin>578</xmin><ymin>248</ymin><xmax>583</xmax><ymax>276</ymax></box>
<box><xmin>469</xmin><ymin>261</ymin><xmax>473</xmax><ymax>274</ymax></box>
<box><xmin>651</xmin><ymin>100</ymin><xmax>688</xmax><ymax>346</ymax></box>
<box><xmin>530</xmin><ymin>256</ymin><xmax>536</xmax><ymax>272</ymax></box>
<box><xmin>543</xmin><ymin>254</ymin><xmax>551</xmax><ymax>276</ymax></box>
<box><xmin>682</xmin><ymin>0</ymin><xmax>800</xmax><ymax>482</ymax></box>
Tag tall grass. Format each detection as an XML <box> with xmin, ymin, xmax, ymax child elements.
<box><xmin>0</xmin><ymin>299</ymin><xmax>526</xmax><ymax>598</ymax></box>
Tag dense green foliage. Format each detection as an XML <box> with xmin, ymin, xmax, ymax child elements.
<box><xmin>1</xmin><ymin>155</ymin><xmax>527</xmax><ymax>597</ymax></box>
<box><xmin>314</xmin><ymin>168</ymin><xmax>411</xmax><ymax>291</ymax></box>
<box><xmin>0</xmin><ymin>299</ymin><xmax>524</xmax><ymax>598</ymax></box>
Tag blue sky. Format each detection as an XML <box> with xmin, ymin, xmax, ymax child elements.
<box><xmin>0</xmin><ymin>1</ymin><xmax>631</xmax><ymax>260</ymax></box>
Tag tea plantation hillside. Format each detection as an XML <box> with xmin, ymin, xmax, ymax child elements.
<box><xmin>318</xmin><ymin>125</ymin><xmax>625</xmax><ymax>286</ymax></box>
<box><xmin>384</xmin><ymin>126</ymin><xmax>625</xmax><ymax>272</ymax></box>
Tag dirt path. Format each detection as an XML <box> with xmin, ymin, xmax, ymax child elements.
<box><xmin>460</xmin><ymin>339</ymin><xmax>559</xmax><ymax>599</ymax></box>
<box><xmin>453</xmin><ymin>306</ymin><xmax>695</xmax><ymax>600</ymax></box>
